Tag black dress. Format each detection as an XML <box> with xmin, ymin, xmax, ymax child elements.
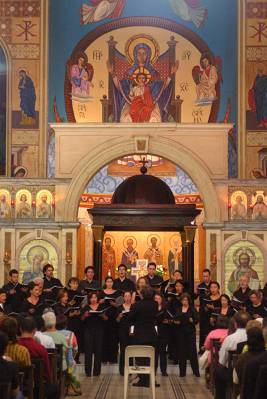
<box><xmin>21</xmin><ymin>298</ymin><xmax>46</xmax><ymax>329</ymax></box>
<box><xmin>155</xmin><ymin>307</ymin><xmax>171</xmax><ymax>374</ymax></box>
<box><xmin>81</xmin><ymin>303</ymin><xmax>107</xmax><ymax>376</ymax></box>
<box><xmin>66</xmin><ymin>288</ymin><xmax>84</xmax><ymax>356</ymax></box>
<box><xmin>196</xmin><ymin>282</ymin><xmax>211</xmax><ymax>348</ymax></box>
<box><xmin>116</xmin><ymin>304</ymin><xmax>132</xmax><ymax>375</ymax></box>
<box><xmin>174</xmin><ymin>305</ymin><xmax>200</xmax><ymax>377</ymax></box>
<box><xmin>99</xmin><ymin>290</ymin><xmax>121</xmax><ymax>363</ymax></box>
<box><xmin>203</xmin><ymin>295</ymin><xmax>221</xmax><ymax>335</ymax></box>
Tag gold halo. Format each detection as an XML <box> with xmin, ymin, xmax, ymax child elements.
<box><xmin>169</xmin><ymin>233</ymin><xmax>182</xmax><ymax>248</ymax></box>
<box><xmin>131</xmin><ymin>67</ymin><xmax>152</xmax><ymax>83</ymax></box>
<box><xmin>123</xmin><ymin>236</ymin><xmax>137</xmax><ymax>250</ymax></box>
<box><xmin>26</xmin><ymin>245</ymin><xmax>49</xmax><ymax>266</ymax></box>
<box><xmin>104</xmin><ymin>234</ymin><xmax>115</xmax><ymax>247</ymax></box>
<box><xmin>125</xmin><ymin>34</ymin><xmax>160</xmax><ymax>66</ymax></box>
<box><xmin>147</xmin><ymin>234</ymin><xmax>161</xmax><ymax>247</ymax></box>
<box><xmin>233</xmin><ymin>246</ymin><xmax>256</xmax><ymax>267</ymax></box>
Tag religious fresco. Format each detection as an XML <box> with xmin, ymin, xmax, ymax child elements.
<box><xmin>36</xmin><ymin>190</ymin><xmax>53</xmax><ymax>219</ymax></box>
<box><xmin>81</xmin><ymin>0</ymin><xmax>126</xmax><ymax>24</ymax></box>
<box><xmin>18</xmin><ymin>239</ymin><xmax>58</xmax><ymax>284</ymax></box>
<box><xmin>224</xmin><ymin>240</ymin><xmax>264</xmax><ymax>296</ymax></box>
<box><xmin>0</xmin><ymin>189</ymin><xmax>11</xmax><ymax>219</ymax></box>
<box><xmin>0</xmin><ymin>46</ymin><xmax>7</xmax><ymax>176</ymax></box>
<box><xmin>169</xmin><ymin>0</ymin><xmax>208</xmax><ymax>28</ymax></box>
<box><xmin>102</xmin><ymin>231</ymin><xmax>182</xmax><ymax>280</ymax></box>
<box><xmin>0</xmin><ymin>0</ymin><xmax>42</xmax><ymax>178</ymax></box>
<box><xmin>66</xmin><ymin>26</ymin><xmax>219</xmax><ymax>124</ymax></box>
<box><xmin>230</xmin><ymin>191</ymin><xmax>248</xmax><ymax>221</ymax></box>
<box><xmin>15</xmin><ymin>189</ymin><xmax>32</xmax><ymax>219</ymax></box>
<box><xmin>245</xmin><ymin>1</ymin><xmax>267</xmax><ymax>178</ymax></box>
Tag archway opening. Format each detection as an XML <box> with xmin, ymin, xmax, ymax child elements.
<box><xmin>77</xmin><ymin>154</ymin><xmax>206</xmax><ymax>284</ymax></box>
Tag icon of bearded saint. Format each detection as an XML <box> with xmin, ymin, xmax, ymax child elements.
<box><xmin>80</xmin><ymin>0</ymin><xmax>126</xmax><ymax>24</ymax></box>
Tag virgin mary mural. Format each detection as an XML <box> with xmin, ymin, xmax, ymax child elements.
<box><xmin>107</xmin><ymin>35</ymin><xmax>179</xmax><ymax>122</ymax></box>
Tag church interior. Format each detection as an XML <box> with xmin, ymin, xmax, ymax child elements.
<box><xmin>0</xmin><ymin>0</ymin><xmax>267</xmax><ymax>398</ymax></box>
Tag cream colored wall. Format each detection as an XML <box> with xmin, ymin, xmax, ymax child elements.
<box><xmin>51</xmin><ymin>122</ymin><xmax>232</xmax><ymax>224</ymax></box>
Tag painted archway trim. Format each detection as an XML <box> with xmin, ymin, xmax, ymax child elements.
<box><xmin>63</xmin><ymin>135</ymin><xmax>221</xmax><ymax>223</ymax></box>
<box><xmin>64</xmin><ymin>16</ymin><xmax>219</xmax><ymax>123</ymax></box>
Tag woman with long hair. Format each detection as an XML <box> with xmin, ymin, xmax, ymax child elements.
<box><xmin>100</xmin><ymin>276</ymin><xmax>121</xmax><ymax>364</ymax></box>
<box><xmin>154</xmin><ymin>293</ymin><xmax>171</xmax><ymax>376</ymax></box>
<box><xmin>81</xmin><ymin>292</ymin><xmax>108</xmax><ymax>376</ymax></box>
<box><xmin>174</xmin><ymin>293</ymin><xmax>200</xmax><ymax>377</ymax></box>
<box><xmin>116</xmin><ymin>291</ymin><xmax>133</xmax><ymax>375</ymax></box>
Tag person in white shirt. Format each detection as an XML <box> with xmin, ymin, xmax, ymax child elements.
<box><xmin>34</xmin><ymin>330</ymin><xmax>55</xmax><ymax>349</ymax></box>
<box><xmin>215</xmin><ymin>311</ymin><xmax>251</xmax><ymax>399</ymax></box>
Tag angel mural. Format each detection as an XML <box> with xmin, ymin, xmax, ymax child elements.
<box><xmin>81</xmin><ymin>0</ymin><xmax>125</xmax><ymax>24</ymax></box>
<box><xmin>192</xmin><ymin>52</ymin><xmax>221</xmax><ymax>106</ymax></box>
<box><xmin>68</xmin><ymin>52</ymin><xmax>94</xmax><ymax>101</ymax></box>
<box><xmin>169</xmin><ymin>0</ymin><xmax>208</xmax><ymax>28</ymax></box>
<box><xmin>106</xmin><ymin>34</ymin><xmax>179</xmax><ymax>122</ymax></box>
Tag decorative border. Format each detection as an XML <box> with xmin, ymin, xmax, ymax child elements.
<box><xmin>64</xmin><ymin>16</ymin><xmax>219</xmax><ymax>123</ymax></box>
<box><xmin>80</xmin><ymin>193</ymin><xmax>203</xmax><ymax>208</ymax></box>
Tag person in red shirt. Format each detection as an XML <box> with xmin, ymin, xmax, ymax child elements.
<box><xmin>18</xmin><ymin>316</ymin><xmax>59</xmax><ymax>399</ymax></box>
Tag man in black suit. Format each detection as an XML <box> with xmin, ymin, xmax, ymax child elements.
<box><xmin>0</xmin><ymin>289</ymin><xmax>11</xmax><ymax>315</ymax></box>
<box><xmin>3</xmin><ymin>269</ymin><xmax>26</xmax><ymax>312</ymax></box>
<box><xmin>42</xmin><ymin>264</ymin><xmax>63</xmax><ymax>301</ymax></box>
<box><xmin>145</xmin><ymin>262</ymin><xmax>163</xmax><ymax>290</ymax></box>
<box><xmin>113</xmin><ymin>264</ymin><xmax>135</xmax><ymax>292</ymax></box>
<box><xmin>79</xmin><ymin>266</ymin><xmax>100</xmax><ymax>292</ymax></box>
<box><xmin>128</xmin><ymin>286</ymin><xmax>159</xmax><ymax>387</ymax></box>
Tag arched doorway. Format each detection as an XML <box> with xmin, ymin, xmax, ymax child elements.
<box><xmin>63</xmin><ymin>134</ymin><xmax>221</xmax><ymax>223</ymax></box>
<box><xmin>76</xmin><ymin>153</ymin><xmax>206</xmax><ymax>286</ymax></box>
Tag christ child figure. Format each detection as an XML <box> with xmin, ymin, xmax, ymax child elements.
<box><xmin>129</xmin><ymin>73</ymin><xmax>155</xmax><ymax>123</ymax></box>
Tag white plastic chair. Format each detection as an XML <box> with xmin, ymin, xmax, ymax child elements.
<box><xmin>124</xmin><ymin>345</ymin><xmax>155</xmax><ymax>399</ymax></box>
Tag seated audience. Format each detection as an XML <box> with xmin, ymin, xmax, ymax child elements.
<box><xmin>42</xmin><ymin>311</ymin><xmax>68</xmax><ymax>372</ymax></box>
<box><xmin>214</xmin><ymin>311</ymin><xmax>251</xmax><ymax>399</ymax></box>
<box><xmin>0</xmin><ymin>317</ymin><xmax>31</xmax><ymax>367</ymax></box>
<box><xmin>0</xmin><ymin>330</ymin><xmax>23</xmax><ymax>399</ymax></box>
<box><xmin>234</xmin><ymin>327</ymin><xmax>265</xmax><ymax>395</ymax></box>
<box><xmin>56</xmin><ymin>314</ymin><xmax>81</xmax><ymax>396</ymax></box>
<box><xmin>18</xmin><ymin>316</ymin><xmax>59</xmax><ymax>399</ymax></box>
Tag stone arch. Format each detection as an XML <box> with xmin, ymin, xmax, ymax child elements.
<box><xmin>64</xmin><ymin>135</ymin><xmax>220</xmax><ymax>223</ymax></box>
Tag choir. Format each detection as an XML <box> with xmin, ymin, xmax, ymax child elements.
<box><xmin>0</xmin><ymin>261</ymin><xmax>267</xmax><ymax>389</ymax></box>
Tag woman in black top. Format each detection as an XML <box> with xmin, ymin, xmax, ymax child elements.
<box><xmin>210</xmin><ymin>294</ymin><xmax>235</xmax><ymax>327</ymax></box>
<box><xmin>21</xmin><ymin>281</ymin><xmax>45</xmax><ymax>329</ymax></box>
<box><xmin>128</xmin><ymin>286</ymin><xmax>159</xmax><ymax>387</ymax></box>
<box><xmin>99</xmin><ymin>276</ymin><xmax>121</xmax><ymax>363</ymax></box>
<box><xmin>66</xmin><ymin>277</ymin><xmax>84</xmax><ymax>362</ymax></box>
<box><xmin>247</xmin><ymin>290</ymin><xmax>267</xmax><ymax>319</ymax></box>
<box><xmin>116</xmin><ymin>291</ymin><xmax>133</xmax><ymax>375</ymax></box>
<box><xmin>81</xmin><ymin>292</ymin><xmax>108</xmax><ymax>376</ymax></box>
<box><xmin>155</xmin><ymin>293</ymin><xmax>172</xmax><ymax>376</ymax></box>
<box><xmin>174</xmin><ymin>293</ymin><xmax>200</xmax><ymax>377</ymax></box>
<box><xmin>166</xmin><ymin>279</ymin><xmax>185</xmax><ymax>362</ymax></box>
<box><xmin>202</xmin><ymin>281</ymin><xmax>221</xmax><ymax>341</ymax></box>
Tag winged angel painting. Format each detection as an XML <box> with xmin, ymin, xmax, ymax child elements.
<box><xmin>81</xmin><ymin>0</ymin><xmax>125</xmax><ymax>24</ymax></box>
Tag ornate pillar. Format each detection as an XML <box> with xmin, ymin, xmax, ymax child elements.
<box><xmin>92</xmin><ymin>225</ymin><xmax>104</xmax><ymax>281</ymax></box>
<box><xmin>181</xmin><ymin>226</ymin><xmax>197</xmax><ymax>296</ymax></box>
